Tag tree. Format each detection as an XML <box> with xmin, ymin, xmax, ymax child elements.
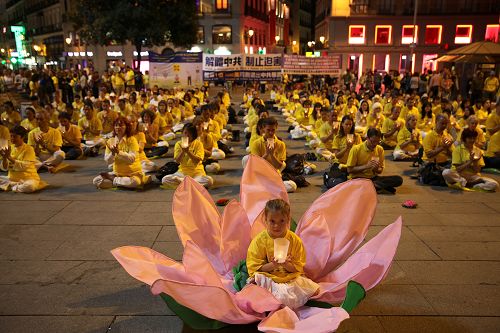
<box><xmin>71</xmin><ymin>0</ymin><xmax>198</xmax><ymax>69</ymax></box>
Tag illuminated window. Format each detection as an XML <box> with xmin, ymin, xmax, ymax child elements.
<box><xmin>212</xmin><ymin>25</ymin><xmax>232</xmax><ymax>44</ymax></box>
<box><xmin>197</xmin><ymin>26</ymin><xmax>205</xmax><ymax>44</ymax></box>
<box><xmin>375</xmin><ymin>25</ymin><xmax>392</xmax><ymax>44</ymax></box>
<box><xmin>485</xmin><ymin>24</ymin><xmax>499</xmax><ymax>43</ymax></box>
<box><xmin>425</xmin><ymin>25</ymin><xmax>442</xmax><ymax>45</ymax></box>
<box><xmin>215</xmin><ymin>0</ymin><xmax>228</xmax><ymax>10</ymax></box>
<box><xmin>349</xmin><ymin>25</ymin><xmax>365</xmax><ymax>44</ymax></box>
<box><xmin>402</xmin><ymin>25</ymin><xmax>418</xmax><ymax>44</ymax></box>
<box><xmin>455</xmin><ymin>25</ymin><xmax>472</xmax><ymax>44</ymax></box>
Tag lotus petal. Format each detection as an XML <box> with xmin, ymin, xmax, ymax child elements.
<box><xmin>220</xmin><ymin>200</ymin><xmax>252</xmax><ymax>274</ymax></box>
<box><xmin>296</xmin><ymin>179</ymin><xmax>377</xmax><ymax>280</ymax></box>
<box><xmin>257</xmin><ymin>306</ymin><xmax>349</xmax><ymax>333</ymax></box>
<box><xmin>313</xmin><ymin>218</ymin><xmax>402</xmax><ymax>303</ymax></box>
<box><xmin>172</xmin><ymin>177</ymin><xmax>225</xmax><ymax>273</ymax></box>
<box><xmin>111</xmin><ymin>246</ymin><xmax>193</xmax><ymax>285</ymax></box>
<box><xmin>151</xmin><ymin>279</ymin><xmax>263</xmax><ymax>324</ymax></box>
<box><xmin>235</xmin><ymin>284</ymin><xmax>282</xmax><ymax>314</ymax></box>
<box><xmin>182</xmin><ymin>241</ymin><xmax>226</xmax><ymax>288</ymax></box>
<box><xmin>240</xmin><ymin>155</ymin><xmax>288</xmax><ymax>231</ymax></box>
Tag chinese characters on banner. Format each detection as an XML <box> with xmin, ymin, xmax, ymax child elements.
<box><xmin>203</xmin><ymin>54</ymin><xmax>282</xmax><ymax>81</ymax></box>
<box><xmin>282</xmin><ymin>55</ymin><xmax>342</xmax><ymax>76</ymax></box>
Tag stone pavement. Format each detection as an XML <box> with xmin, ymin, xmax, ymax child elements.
<box><xmin>1</xmin><ymin>91</ymin><xmax>500</xmax><ymax>333</ymax></box>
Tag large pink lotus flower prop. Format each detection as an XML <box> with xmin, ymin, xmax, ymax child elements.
<box><xmin>112</xmin><ymin>155</ymin><xmax>402</xmax><ymax>333</ymax></box>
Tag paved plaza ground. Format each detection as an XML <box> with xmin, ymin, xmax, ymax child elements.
<box><xmin>0</xmin><ymin>90</ymin><xmax>500</xmax><ymax>332</ymax></box>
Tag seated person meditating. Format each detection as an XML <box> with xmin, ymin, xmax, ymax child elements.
<box><xmin>161</xmin><ymin>123</ymin><xmax>214</xmax><ymax>189</ymax></box>
<box><xmin>27</xmin><ymin>111</ymin><xmax>65</xmax><ymax>172</ymax></box>
<box><xmin>245</xmin><ymin>117</ymin><xmax>297</xmax><ymax>193</ymax></box>
<box><xmin>93</xmin><ymin>117</ymin><xmax>149</xmax><ymax>189</ymax></box>
<box><xmin>347</xmin><ymin>127</ymin><xmax>403</xmax><ymax>194</ymax></box>
<box><xmin>442</xmin><ymin>128</ymin><xmax>498</xmax><ymax>192</ymax></box>
<box><xmin>246</xmin><ymin>199</ymin><xmax>319</xmax><ymax>309</ymax></box>
<box><xmin>0</xmin><ymin>125</ymin><xmax>45</xmax><ymax>193</ymax></box>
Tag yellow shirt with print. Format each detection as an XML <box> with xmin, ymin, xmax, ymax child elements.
<box><xmin>367</xmin><ymin>113</ymin><xmax>385</xmax><ymax>130</ymax></box>
<box><xmin>249</xmin><ymin>135</ymin><xmax>286</xmax><ymax>174</ymax></box>
<box><xmin>28</xmin><ymin>127</ymin><xmax>63</xmax><ymax>154</ymax></box>
<box><xmin>422</xmin><ymin>130</ymin><xmax>454</xmax><ymax>163</ymax></box>
<box><xmin>396</xmin><ymin>127</ymin><xmax>421</xmax><ymax>153</ymax></box>
<box><xmin>346</xmin><ymin>141</ymin><xmax>385</xmax><ymax>179</ymax></box>
<box><xmin>381</xmin><ymin>117</ymin><xmax>403</xmax><ymax>147</ymax></box>
<box><xmin>476</xmin><ymin>109</ymin><xmax>488</xmax><ymax>125</ymax></box>
<box><xmin>6</xmin><ymin>143</ymin><xmax>40</xmax><ymax>183</ymax></box>
<box><xmin>451</xmin><ymin>143</ymin><xmax>484</xmax><ymax>176</ymax></box>
<box><xmin>174</xmin><ymin>139</ymin><xmax>206</xmax><ymax>177</ymax></box>
<box><xmin>246</xmin><ymin>230</ymin><xmax>306</xmax><ymax>284</ymax></box>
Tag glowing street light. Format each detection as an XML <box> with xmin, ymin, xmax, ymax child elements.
<box><xmin>275</xmin><ymin>35</ymin><xmax>280</xmax><ymax>44</ymax></box>
<box><xmin>319</xmin><ymin>36</ymin><xmax>325</xmax><ymax>44</ymax></box>
<box><xmin>65</xmin><ymin>37</ymin><xmax>72</xmax><ymax>45</ymax></box>
<box><xmin>248</xmin><ymin>29</ymin><xmax>254</xmax><ymax>37</ymax></box>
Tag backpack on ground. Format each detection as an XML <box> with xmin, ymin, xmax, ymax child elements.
<box><xmin>155</xmin><ymin>161</ymin><xmax>179</xmax><ymax>181</ymax></box>
<box><xmin>323</xmin><ymin>163</ymin><xmax>348</xmax><ymax>189</ymax></box>
<box><xmin>417</xmin><ymin>161</ymin><xmax>447</xmax><ymax>187</ymax></box>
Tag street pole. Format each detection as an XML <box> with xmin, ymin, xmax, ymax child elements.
<box><xmin>410</xmin><ymin>0</ymin><xmax>418</xmax><ymax>73</ymax></box>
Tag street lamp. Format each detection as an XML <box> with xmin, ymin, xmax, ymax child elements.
<box><xmin>275</xmin><ymin>35</ymin><xmax>280</xmax><ymax>44</ymax></box>
<box><xmin>65</xmin><ymin>37</ymin><xmax>72</xmax><ymax>45</ymax></box>
<box><xmin>248</xmin><ymin>29</ymin><xmax>254</xmax><ymax>38</ymax></box>
<box><xmin>245</xmin><ymin>29</ymin><xmax>255</xmax><ymax>54</ymax></box>
<box><xmin>319</xmin><ymin>36</ymin><xmax>325</xmax><ymax>44</ymax></box>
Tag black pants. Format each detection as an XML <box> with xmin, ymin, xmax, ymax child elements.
<box><xmin>484</xmin><ymin>156</ymin><xmax>500</xmax><ymax>169</ymax></box>
<box><xmin>61</xmin><ymin>146</ymin><xmax>82</xmax><ymax>160</ymax></box>
<box><xmin>371</xmin><ymin>175</ymin><xmax>403</xmax><ymax>193</ymax></box>
<box><xmin>145</xmin><ymin>146</ymin><xmax>168</xmax><ymax>158</ymax></box>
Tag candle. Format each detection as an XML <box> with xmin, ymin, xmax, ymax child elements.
<box><xmin>267</xmin><ymin>138</ymin><xmax>275</xmax><ymax>148</ymax></box>
<box><xmin>273</xmin><ymin>238</ymin><xmax>290</xmax><ymax>264</ymax></box>
<box><xmin>181</xmin><ymin>136</ymin><xmax>189</xmax><ymax>148</ymax></box>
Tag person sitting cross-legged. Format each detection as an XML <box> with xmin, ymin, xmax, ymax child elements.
<box><xmin>442</xmin><ymin>128</ymin><xmax>498</xmax><ymax>192</ymax></box>
<box><xmin>161</xmin><ymin>123</ymin><xmax>214</xmax><ymax>189</ymax></box>
<box><xmin>244</xmin><ymin>117</ymin><xmax>297</xmax><ymax>193</ymax></box>
<box><xmin>393</xmin><ymin>114</ymin><xmax>422</xmax><ymax>161</ymax></box>
<box><xmin>0</xmin><ymin>125</ymin><xmax>45</xmax><ymax>193</ymax></box>
<box><xmin>93</xmin><ymin>117</ymin><xmax>149</xmax><ymax>190</ymax></box>
<box><xmin>346</xmin><ymin>127</ymin><xmax>403</xmax><ymax>194</ymax></box>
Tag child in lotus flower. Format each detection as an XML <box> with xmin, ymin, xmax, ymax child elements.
<box><xmin>246</xmin><ymin>199</ymin><xmax>319</xmax><ymax>309</ymax></box>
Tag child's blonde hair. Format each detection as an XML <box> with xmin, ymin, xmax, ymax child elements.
<box><xmin>264</xmin><ymin>199</ymin><xmax>290</xmax><ymax>218</ymax></box>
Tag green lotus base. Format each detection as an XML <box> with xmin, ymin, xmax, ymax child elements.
<box><xmin>160</xmin><ymin>281</ymin><xmax>366</xmax><ymax>330</ymax></box>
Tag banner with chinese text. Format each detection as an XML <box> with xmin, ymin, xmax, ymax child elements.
<box><xmin>203</xmin><ymin>54</ymin><xmax>282</xmax><ymax>81</ymax></box>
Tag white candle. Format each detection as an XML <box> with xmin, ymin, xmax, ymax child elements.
<box><xmin>274</xmin><ymin>238</ymin><xmax>290</xmax><ymax>264</ymax></box>
<box><xmin>181</xmin><ymin>136</ymin><xmax>189</xmax><ymax>148</ymax></box>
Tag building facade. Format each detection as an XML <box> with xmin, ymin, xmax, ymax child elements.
<box><xmin>315</xmin><ymin>0</ymin><xmax>500</xmax><ymax>75</ymax></box>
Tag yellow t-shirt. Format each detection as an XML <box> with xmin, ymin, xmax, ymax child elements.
<box><xmin>485</xmin><ymin>113</ymin><xmax>499</xmax><ymax>137</ymax></box>
<box><xmin>381</xmin><ymin>117</ymin><xmax>403</xmax><ymax>147</ymax></box>
<box><xmin>476</xmin><ymin>109</ymin><xmax>488</xmax><ymax>125</ymax></box>
<box><xmin>133</xmin><ymin>132</ymin><xmax>149</xmax><ymax>162</ymax></box>
<box><xmin>396</xmin><ymin>127</ymin><xmax>421</xmax><ymax>153</ymax></box>
<box><xmin>246</xmin><ymin>230</ymin><xmax>306</xmax><ymax>284</ymax></box>
<box><xmin>20</xmin><ymin>118</ymin><xmax>38</xmax><ymax>132</ymax></box>
<box><xmin>457</xmin><ymin>126</ymin><xmax>485</xmax><ymax>149</ymax></box>
<box><xmin>399</xmin><ymin>106</ymin><xmax>419</xmax><ymax>121</ymax></box>
<box><xmin>199</xmin><ymin>132</ymin><xmax>217</xmax><ymax>156</ymax></box>
<box><xmin>451</xmin><ymin>144</ymin><xmax>484</xmax><ymax>175</ymax></box>
<box><xmin>332</xmin><ymin>133</ymin><xmax>362</xmax><ymax>164</ymax></box>
<box><xmin>484</xmin><ymin>76</ymin><xmax>499</xmax><ymax>92</ymax></box>
<box><xmin>346</xmin><ymin>141</ymin><xmax>385</xmax><ymax>179</ymax></box>
<box><xmin>418</xmin><ymin>115</ymin><xmax>435</xmax><ymax>133</ymax></box>
<box><xmin>249</xmin><ymin>135</ymin><xmax>286</xmax><ymax>174</ymax></box>
<box><xmin>366</xmin><ymin>113</ymin><xmax>385</xmax><ymax>129</ymax></box>
<box><xmin>60</xmin><ymin>124</ymin><xmax>82</xmax><ymax>147</ymax></box>
<box><xmin>27</xmin><ymin>127</ymin><xmax>63</xmax><ymax>154</ymax></box>
<box><xmin>0</xmin><ymin>124</ymin><xmax>10</xmax><ymax>142</ymax></box>
<box><xmin>207</xmin><ymin>119</ymin><xmax>222</xmax><ymax>141</ymax></box>
<box><xmin>107</xmin><ymin>136</ymin><xmax>143</xmax><ymax>177</ymax></box>
<box><xmin>318</xmin><ymin>122</ymin><xmax>334</xmax><ymax>150</ymax></box>
<box><xmin>78</xmin><ymin>116</ymin><xmax>103</xmax><ymax>140</ymax></box>
<box><xmin>6</xmin><ymin>143</ymin><xmax>40</xmax><ymax>183</ymax></box>
<box><xmin>485</xmin><ymin>131</ymin><xmax>499</xmax><ymax>158</ymax></box>
<box><xmin>97</xmin><ymin>111</ymin><xmax>119</xmax><ymax>135</ymax></box>
<box><xmin>422</xmin><ymin>130</ymin><xmax>454</xmax><ymax>163</ymax></box>
<box><xmin>174</xmin><ymin>139</ymin><xmax>206</xmax><ymax>177</ymax></box>
<box><xmin>1</xmin><ymin>111</ymin><xmax>22</xmax><ymax>128</ymax></box>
